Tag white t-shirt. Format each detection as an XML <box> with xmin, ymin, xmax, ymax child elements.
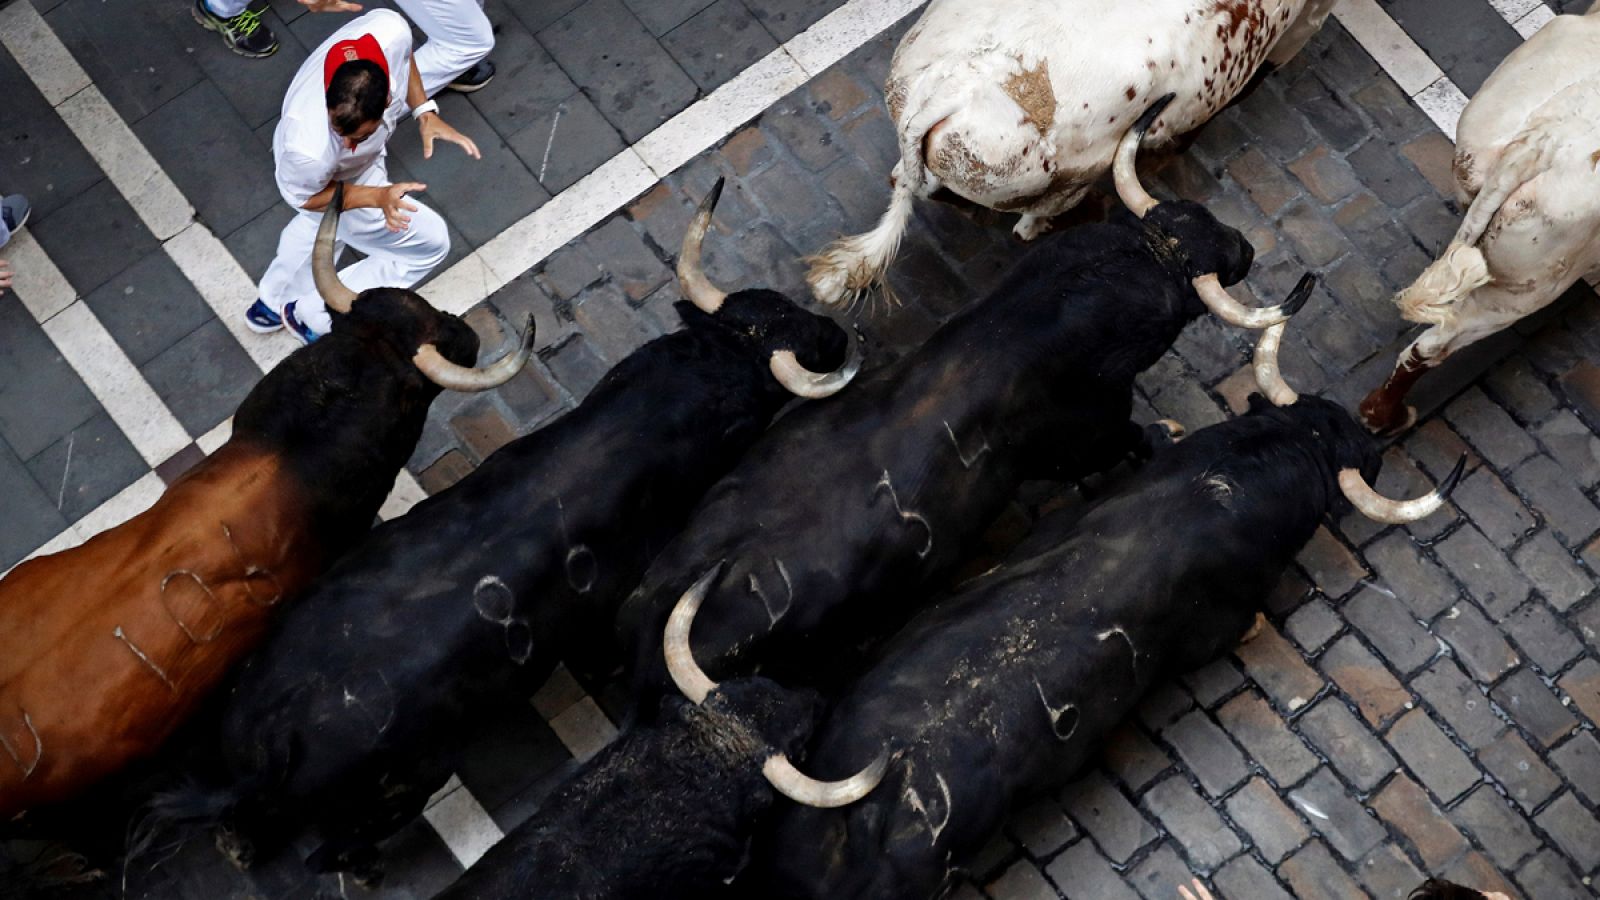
<box><xmin>272</xmin><ymin>9</ymin><xmax>413</xmax><ymax>209</ymax></box>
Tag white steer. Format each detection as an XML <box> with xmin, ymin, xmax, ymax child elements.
<box><xmin>806</xmin><ymin>0</ymin><xmax>1338</xmax><ymax>307</ymax></box>
<box><xmin>1360</xmin><ymin>5</ymin><xmax>1600</xmax><ymax>434</ymax></box>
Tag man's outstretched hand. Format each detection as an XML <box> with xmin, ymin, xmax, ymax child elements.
<box><xmin>0</xmin><ymin>259</ymin><xmax>12</xmax><ymax>295</ymax></box>
<box><xmin>418</xmin><ymin>113</ymin><xmax>481</xmax><ymax>161</ymax></box>
<box><xmin>381</xmin><ymin>182</ymin><xmax>426</xmax><ymax>232</ymax></box>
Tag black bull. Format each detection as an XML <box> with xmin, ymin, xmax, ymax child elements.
<box><xmin>752</xmin><ymin>396</ymin><xmax>1461</xmax><ymax>900</ymax></box>
<box><xmin>618</xmin><ymin>193</ymin><xmax>1313</xmax><ymax>704</ymax></box>
<box><xmin>150</xmin><ymin>186</ymin><xmax>855</xmax><ymax>877</ymax></box>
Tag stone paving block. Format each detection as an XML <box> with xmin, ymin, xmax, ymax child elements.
<box><xmin>1277</xmin><ymin>201</ymin><xmax>1352</xmax><ymax>270</ymax></box>
<box><xmin>29</xmin><ymin>178</ymin><xmax>161</xmax><ymax>297</ymax></box>
<box><xmin>1225</xmin><ymin>777</ymin><xmax>1310</xmax><ymax>864</ymax></box>
<box><xmin>1286</xmin><ymin>71</ymin><xmax>1368</xmax><ymax>152</ymax></box>
<box><xmin>1101</xmin><ymin>724</ymin><xmax>1172</xmax><ymax>794</ymax></box>
<box><xmin>1480</xmin><ymin>730</ymin><xmax>1562</xmax><ymax>815</ymax></box>
<box><xmin>762</xmin><ymin>98</ymin><xmax>845</xmax><ymax>172</ymax></box>
<box><xmin>1295</xmin><ymin>526</ymin><xmax>1367</xmax><ymax>598</ymax></box>
<box><xmin>1371</xmin><ymin>774</ymin><xmax>1468</xmax><ymax>871</ymax></box>
<box><xmin>1006</xmin><ymin>798</ymin><xmax>1077</xmax><ymax>860</ymax></box>
<box><xmin>1559</xmin><ymin>359</ymin><xmax>1600</xmax><ymax>432</ymax></box>
<box><xmin>1451</xmin><ymin>783</ymin><xmax>1541</xmax><ymax>872</ymax></box>
<box><xmin>1060</xmin><ymin>773</ymin><xmax>1158</xmax><ymax>865</ymax></box>
<box><xmin>496</xmin><ymin>362</ymin><xmax>566</xmax><ymax>426</ymax></box>
<box><xmin>1442</xmin><ymin>852</ymin><xmax>1520</xmax><ymax>900</ymax></box>
<box><xmin>1385</xmin><ymin>708</ymin><xmax>1481</xmax><ymax>805</ymax></box>
<box><xmin>1181</xmin><ymin>658</ymin><xmax>1244</xmax><ymax>708</ymax></box>
<box><xmin>1288</xmin><ymin>768</ymin><xmax>1386</xmax><ymax>862</ymax></box>
<box><xmin>1552</xmin><ymin>731</ymin><xmax>1600</xmax><ymax>809</ymax></box>
<box><xmin>142</xmin><ymin>318</ymin><xmax>258</xmax><ymax>437</ymax></box>
<box><xmin>540</xmin><ymin>0</ymin><xmax>700</xmax><ymax>143</ymax></box>
<box><xmin>1157</xmin><ymin>152</ymin><xmax>1223</xmax><ymax>205</ymax></box>
<box><xmin>1502</xmin><ymin>600</ymin><xmax>1584</xmax><ymax>674</ymax></box>
<box><xmin>418</xmin><ymin>448</ymin><xmax>474</xmax><ymax>495</ymax></box>
<box><xmin>1535</xmin><ymin>791</ymin><xmax>1600</xmax><ymax>874</ymax></box>
<box><xmin>1492</xmin><ymin>667</ymin><xmax>1578</xmax><ymax>748</ymax></box>
<box><xmin>1278</xmin><ymin>840</ymin><xmax>1374</xmax><ymax>900</ymax></box>
<box><xmin>1332</xmin><ymin>194</ymin><xmax>1411</xmax><ymax>268</ymax></box>
<box><xmin>1213</xmin><ymin>855</ymin><xmax>1294</xmax><ymax>900</ymax></box>
<box><xmin>155</xmin><ymin>0</ymin><xmax>305</xmax><ymax>131</ymax></box>
<box><xmin>544</xmin><ymin>334</ymin><xmax>611</xmax><ymax>402</ymax></box>
<box><xmin>20</xmin><ymin>410</ymin><xmax>143</xmax><ymax>526</ymax></box>
<box><xmin>1287</xmin><ymin>146</ymin><xmax>1361</xmax><ymax>205</ymax></box>
<box><xmin>968</xmin><ymin>832</ymin><xmax>1018</xmax><ymax>884</ymax></box>
<box><xmin>1234</xmin><ymin>623</ymin><xmax>1323</xmax><ymax>712</ymax></box>
<box><xmin>1296</xmin><ymin>698</ymin><xmax>1398</xmax><ymax>793</ymax></box>
<box><xmin>1435</xmin><ymin>601</ymin><xmax>1520</xmax><ymax>683</ymax></box>
<box><xmin>0</xmin><ymin>301</ymin><xmax>100</xmax><ymax>463</ymax></box>
<box><xmin>1042</xmin><ymin>841</ymin><xmax>1140</xmax><ymax>900</ymax></box>
<box><xmin>1534</xmin><ymin>411</ymin><xmax>1600</xmax><ymax>499</ymax></box>
<box><xmin>1400</xmin><ymin>199</ymin><xmax>1459</xmax><ymax>260</ymax></box>
<box><xmin>47</xmin><ymin>0</ymin><xmax>205</xmax><ymax>122</ymax></box>
<box><xmin>1227</xmin><ymin>147</ymin><xmax>1301</xmax><ymax>217</ymax></box>
<box><xmin>1229</xmin><ymin>82</ymin><xmax>1313</xmax><ymax>162</ymax></box>
<box><xmin>1410</xmin><ymin>658</ymin><xmax>1504</xmax><ymax>751</ymax></box>
<box><xmin>223</xmin><ymin>203</ymin><xmax>297</xmax><ymax>284</ymax></box>
<box><xmin>1556</xmin><ymin>657</ymin><xmax>1600</xmax><ymax>728</ymax></box>
<box><xmin>822</xmin><ymin>158</ymin><xmax>890</xmax><ymax>233</ymax></box>
<box><xmin>0</xmin><ymin>46</ymin><xmax>103</xmax><ymax>222</ymax></box>
<box><xmin>1142</xmin><ymin>776</ymin><xmax>1242</xmax><ymax>869</ymax></box>
<box><xmin>1484</xmin><ymin>354</ymin><xmax>1560</xmax><ymax>426</ymax></box>
<box><xmin>1343</xmin><ymin>586</ymin><xmax>1436</xmax><ymax>676</ymax></box>
<box><xmin>1192</xmin><ymin>106</ymin><xmax>1252</xmax><ymax>168</ymax></box>
<box><xmin>1444</xmin><ymin>387</ymin><xmax>1540</xmax><ymax>471</ymax></box>
<box><xmin>492</xmin><ymin>272</ymin><xmax>571</xmax><ymax>354</ymax></box>
<box><xmin>747</xmin><ymin>154</ymin><xmax>846</xmax><ymax>253</ymax></box>
<box><xmin>623</xmin><ymin>0</ymin><xmax>716</xmax><ymax>35</ymax></box>
<box><xmin>84</xmin><ymin>250</ymin><xmax>214</xmax><ymax>368</ymax></box>
<box><xmin>1516</xmin><ymin>848</ymin><xmax>1589</xmax><ymax>900</ymax></box>
<box><xmin>1380</xmin><ymin>0</ymin><xmax>1521</xmax><ymax>94</ymax></box>
<box><xmin>1346</xmin><ymin>139</ymin><xmax>1428</xmax><ymax>209</ymax></box>
<box><xmin>1284</xmin><ymin>597</ymin><xmax>1342</xmax><ymax>653</ymax></box>
<box><xmin>451</xmin><ymin>399</ymin><xmax>518</xmax><ymax>463</ymax></box>
<box><xmin>1450</xmin><ymin>466</ymin><xmax>1536</xmax><ymax>546</ymax></box>
<box><xmin>742</xmin><ymin>0</ymin><xmax>835</xmax><ymax>42</ymax></box>
<box><xmin>1321</xmin><ymin>634</ymin><xmax>1411</xmax><ymax>728</ymax></box>
<box><xmin>133</xmin><ymin>80</ymin><xmax>281</xmax><ymax>239</ymax></box>
<box><xmin>1127</xmin><ymin>844</ymin><xmax>1192</xmax><ymax>900</ymax></box>
<box><xmin>1362</xmin><ymin>530</ymin><xmax>1459</xmax><ymax>619</ymax></box>
<box><xmin>581</xmin><ymin>218</ymin><xmax>671</xmax><ymax>301</ymax></box>
<box><xmin>469</xmin><ymin>16</ymin><xmax>578</xmax><ymax>136</ymax></box>
<box><xmin>153</xmin><ymin>442</ymin><xmax>204</xmax><ymax>486</ymax></box>
<box><xmin>662</xmin><ymin>0</ymin><xmax>779</xmax><ymax>92</ymax></box>
<box><xmin>987</xmin><ymin>859</ymin><xmax>1058</xmax><ymax>900</ymax></box>
<box><xmin>1357</xmin><ymin>844</ymin><xmax>1426</xmax><ymax>900</ymax></box>
<box><xmin>1512</xmin><ymin>453</ymin><xmax>1600</xmax><ymax>546</ymax></box>
<box><xmin>1161</xmin><ymin>710</ymin><xmax>1250</xmax><ymax>798</ymax></box>
<box><xmin>506</xmin><ymin>92</ymin><xmax>628</xmax><ymax>196</ymax></box>
<box><xmin>1216</xmin><ymin>692</ymin><xmax>1318</xmax><ymax>788</ymax></box>
<box><xmin>1513</xmin><ymin>530</ymin><xmax>1594</xmax><ymax>613</ymax></box>
<box><xmin>1349</xmin><ymin>76</ymin><xmax>1427</xmax><ymax>140</ymax></box>
<box><xmin>719</xmin><ymin>127</ymin><xmax>774</xmax><ymax>178</ymax></box>
<box><xmin>1433</xmin><ymin>525</ymin><xmax>1533</xmax><ymax>622</ymax></box>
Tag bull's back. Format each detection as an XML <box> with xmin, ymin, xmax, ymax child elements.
<box><xmin>0</xmin><ymin>444</ymin><xmax>316</xmax><ymax>816</ymax></box>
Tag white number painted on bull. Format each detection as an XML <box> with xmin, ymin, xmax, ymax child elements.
<box><xmin>474</xmin><ymin>575</ymin><xmax>533</xmax><ymax>665</ymax></box>
<box><xmin>221</xmin><ymin>522</ymin><xmax>284</xmax><ymax>607</ymax></box>
<box><xmin>875</xmin><ymin>470</ymin><xmax>933</xmax><ymax>559</ymax></box>
<box><xmin>747</xmin><ymin>558</ymin><xmax>795</xmax><ymax>627</ymax></box>
<box><xmin>340</xmin><ymin>670</ymin><xmax>397</xmax><ymax>736</ymax></box>
<box><xmin>901</xmin><ymin>759</ymin><xmax>952</xmax><ymax>846</ymax></box>
<box><xmin>943</xmin><ymin>421</ymin><xmax>990</xmax><ymax>470</ymax></box>
<box><xmin>112</xmin><ymin>625</ymin><xmax>176</xmax><ymax>692</ymax></box>
<box><xmin>1096</xmin><ymin>625</ymin><xmax>1139</xmax><ymax>680</ymax></box>
<box><xmin>159</xmin><ymin>570</ymin><xmax>224</xmax><ymax>643</ymax></box>
<box><xmin>557</xmin><ymin>498</ymin><xmax>597</xmax><ymax>594</ymax></box>
<box><xmin>1199</xmin><ymin>472</ymin><xmax>1236</xmax><ymax>508</ymax></box>
<box><xmin>0</xmin><ymin>710</ymin><xmax>41</xmax><ymax>780</ymax></box>
<box><xmin>1033</xmin><ymin>677</ymin><xmax>1080</xmax><ymax>742</ymax></box>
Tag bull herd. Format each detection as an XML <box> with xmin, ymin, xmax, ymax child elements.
<box><xmin>4</xmin><ymin>1</ymin><xmax>1598</xmax><ymax>898</ymax></box>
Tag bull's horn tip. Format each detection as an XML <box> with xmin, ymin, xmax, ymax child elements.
<box><xmin>1440</xmin><ymin>454</ymin><xmax>1467</xmax><ymax>497</ymax></box>
<box><xmin>1284</xmin><ymin>273</ymin><xmax>1316</xmax><ymax>317</ymax></box>
<box><xmin>704</xmin><ymin>177</ymin><xmax>726</xmax><ymax>209</ymax></box>
<box><xmin>518</xmin><ymin>313</ymin><xmax>538</xmax><ymax>350</ymax></box>
<box><xmin>1137</xmin><ymin>93</ymin><xmax>1176</xmax><ymax>129</ymax></box>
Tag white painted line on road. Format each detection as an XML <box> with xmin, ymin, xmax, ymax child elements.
<box><xmin>197</xmin><ymin>418</ymin><xmax>234</xmax><ymax>455</ymax></box>
<box><xmin>378</xmin><ymin>469</ymin><xmax>428</xmax><ymax>520</ymax></box>
<box><xmin>0</xmin><ymin>0</ymin><xmax>89</xmax><ymax>106</ymax></box>
<box><xmin>41</xmin><ymin>303</ymin><xmax>193</xmax><ymax>466</ymax></box>
<box><xmin>1510</xmin><ymin>3</ymin><xmax>1557</xmax><ymax>36</ymax></box>
<box><xmin>1412</xmin><ymin>77</ymin><xmax>1471</xmax><ymax>142</ymax></box>
<box><xmin>1488</xmin><ymin>0</ymin><xmax>1546</xmax><ymax>21</ymax></box>
<box><xmin>1333</xmin><ymin>0</ymin><xmax>1444</xmax><ymax>96</ymax></box>
<box><xmin>548</xmin><ymin>696</ymin><xmax>618</xmax><ymax>763</ymax></box>
<box><xmin>1</xmin><ymin>231</ymin><xmax>75</xmax><ymax>322</ymax></box>
<box><xmin>422</xmin><ymin>774</ymin><xmax>506</xmax><ymax>868</ymax></box>
<box><xmin>55</xmin><ymin>88</ymin><xmax>195</xmax><ymax>241</ymax></box>
<box><xmin>72</xmin><ymin>471</ymin><xmax>165</xmax><ymax>541</ymax></box>
<box><xmin>164</xmin><ymin>224</ymin><xmax>296</xmax><ymax>373</ymax></box>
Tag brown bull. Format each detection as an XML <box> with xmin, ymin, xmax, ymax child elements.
<box><xmin>0</xmin><ymin>188</ymin><xmax>532</xmax><ymax>819</ymax></box>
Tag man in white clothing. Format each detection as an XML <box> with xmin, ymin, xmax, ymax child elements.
<box><xmin>247</xmin><ymin>8</ymin><xmax>480</xmax><ymax>342</ymax></box>
<box><xmin>191</xmin><ymin>0</ymin><xmax>495</xmax><ymax>95</ymax></box>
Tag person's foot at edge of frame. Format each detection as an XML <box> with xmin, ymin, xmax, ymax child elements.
<box><xmin>191</xmin><ymin>0</ymin><xmax>280</xmax><ymax>58</ymax></box>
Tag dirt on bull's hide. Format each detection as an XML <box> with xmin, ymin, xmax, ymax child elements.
<box><xmin>1003</xmin><ymin>59</ymin><xmax>1055</xmax><ymax>133</ymax></box>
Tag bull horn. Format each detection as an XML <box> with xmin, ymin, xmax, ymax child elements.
<box><xmin>412</xmin><ymin>314</ymin><xmax>536</xmax><ymax>392</ymax></box>
<box><xmin>678</xmin><ymin>178</ymin><xmax>730</xmax><ymax>314</ymax></box>
<box><xmin>313</xmin><ymin>183</ymin><xmax>359</xmax><ymax>315</ymax></box>
<box><xmin>762</xmin><ymin>751</ymin><xmax>889</xmax><ymax>809</ymax></box>
<box><xmin>1112</xmin><ymin>93</ymin><xmax>1175</xmax><ymax>218</ymax></box>
<box><xmin>1194</xmin><ymin>269</ymin><xmax>1312</xmax><ymax>330</ymax></box>
<box><xmin>1339</xmin><ymin>454</ymin><xmax>1466</xmax><ymax>524</ymax></box>
<box><xmin>1251</xmin><ymin>274</ymin><xmax>1317</xmax><ymax>404</ymax></box>
<box><xmin>664</xmin><ymin>563</ymin><xmax>723</xmax><ymax>706</ymax></box>
<box><xmin>769</xmin><ymin>326</ymin><xmax>862</xmax><ymax>399</ymax></box>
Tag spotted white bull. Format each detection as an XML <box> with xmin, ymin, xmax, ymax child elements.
<box><xmin>807</xmin><ymin>0</ymin><xmax>1338</xmax><ymax>306</ymax></box>
<box><xmin>1361</xmin><ymin>5</ymin><xmax>1600</xmax><ymax>433</ymax></box>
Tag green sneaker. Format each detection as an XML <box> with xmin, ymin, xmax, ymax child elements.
<box><xmin>191</xmin><ymin>0</ymin><xmax>279</xmax><ymax>59</ymax></box>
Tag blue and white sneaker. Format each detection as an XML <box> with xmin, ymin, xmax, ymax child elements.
<box><xmin>283</xmin><ymin>300</ymin><xmax>323</xmax><ymax>344</ymax></box>
<box><xmin>244</xmin><ymin>298</ymin><xmax>283</xmax><ymax>333</ymax></box>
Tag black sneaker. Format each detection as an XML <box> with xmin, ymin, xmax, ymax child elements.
<box><xmin>445</xmin><ymin>59</ymin><xmax>496</xmax><ymax>93</ymax></box>
<box><xmin>191</xmin><ymin>0</ymin><xmax>279</xmax><ymax>59</ymax></box>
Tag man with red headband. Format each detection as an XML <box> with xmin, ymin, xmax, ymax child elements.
<box><xmin>247</xmin><ymin>9</ymin><xmax>480</xmax><ymax>342</ymax></box>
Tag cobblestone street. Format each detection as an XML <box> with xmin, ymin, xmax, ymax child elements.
<box><xmin>3</xmin><ymin>0</ymin><xmax>1600</xmax><ymax>897</ymax></box>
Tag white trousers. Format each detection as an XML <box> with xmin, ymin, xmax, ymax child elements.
<box><xmin>211</xmin><ymin>0</ymin><xmax>491</xmax><ymax>94</ymax></box>
<box><xmin>257</xmin><ymin>158</ymin><xmax>448</xmax><ymax>333</ymax></box>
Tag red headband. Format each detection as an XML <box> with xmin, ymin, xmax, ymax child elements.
<box><xmin>323</xmin><ymin>33</ymin><xmax>388</xmax><ymax>90</ymax></box>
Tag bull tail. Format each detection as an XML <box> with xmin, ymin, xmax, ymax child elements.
<box><xmin>806</xmin><ymin>84</ymin><xmax>961</xmax><ymax>309</ymax></box>
<box><xmin>1396</xmin><ymin>130</ymin><xmax>1548</xmax><ymax>326</ymax></box>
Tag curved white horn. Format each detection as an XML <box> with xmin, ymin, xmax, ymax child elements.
<box><xmin>1112</xmin><ymin>93</ymin><xmax>1175</xmax><ymax>218</ymax></box>
<box><xmin>1339</xmin><ymin>455</ymin><xmax>1466</xmax><ymax>524</ymax></box>
<box><xmin>678</xmin><ymin>178</ymin><xmax>731</xmax><ymax>314</ymax></box>
<box><xmin>1251</xmin><ymin>275</ymin><xmax>1317</xmax><ymax>404</ymax></box>
<box><xmin>412</xmin><ymin>314</ymin><xmax>536</xmax><ymax>392</ymax></box>
<box><xmin>313</xmin><ymin>183</ymin><xmax>359</xmax><ymax>315</ymax></box>
<box><xmin>1194</xmin><ymin>270</ymin><xmax>1313</xmax><ymax>330</ymax></box>
<box><xmin>664</xmin><ymin>564</ymin><xmax>723</xmax><ymax>705</ymax></box>
<box><xmin>762</xmin><ymin>751</ymin><xmax>889</xmax><ymax>809</ymax></box>
<box><xmin>769</xmin><ymin>326</ymin><xmax>862</xmax><ymax>399</ymax></box>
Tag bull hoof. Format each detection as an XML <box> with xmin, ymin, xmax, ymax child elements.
<box><xmin>1156</xmin><ymin>419</ymin><xmax>1186</xmax><ymax>442</ymax></box>
<box><xmin>1239</xmin><ymin>612</ymin><xmax>1268</xmax><ymax>645</ymax></box>
<box><xmin>1012</xmin><ymin>214</ymin><xmax>1051</xmax><ymax>242</ymax></box>
<box><xmin>1359</xmin><ymin>400</ymin><xmax>1417</xmax><ymax>437</ymax></box>
<box><xmin>215</xmin><ymin>827</ymin><xmax>254</xmax><ymax>871</ymax></box>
